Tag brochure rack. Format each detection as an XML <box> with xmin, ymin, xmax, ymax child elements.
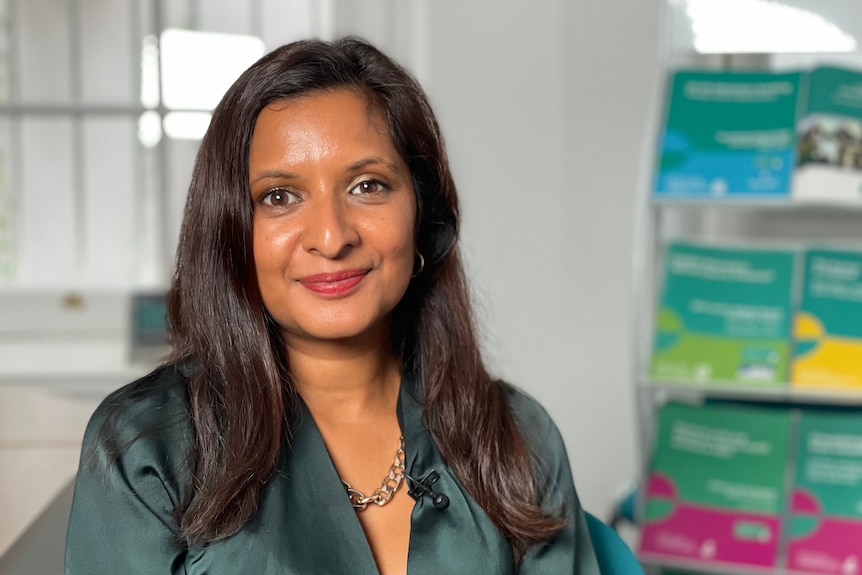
<box><xmin>633</xmin><ymin>48</ymin><xmax>862</xmax><ymax>575</ymax></box>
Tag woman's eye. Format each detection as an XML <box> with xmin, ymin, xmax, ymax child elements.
<box><xmin>349</xmin><ymin>179</ymin><xmax>389</xmax><ymax>195</ymax></box>
<box><xmin>261</xmin><ymin>188</ymin><xmax>299</xmax><ymax>206</ymax></box>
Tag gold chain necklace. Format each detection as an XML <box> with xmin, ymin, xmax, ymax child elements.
<box><xmin>341</xmin><ymin>436</ymin><xmax>405</xmax><ymax>511</ymax></box>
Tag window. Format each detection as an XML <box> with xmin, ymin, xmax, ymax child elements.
<box><xmin>0</xmin><ymin>0</ymin><xmax>327</xmax><ymax>290</ymax></box>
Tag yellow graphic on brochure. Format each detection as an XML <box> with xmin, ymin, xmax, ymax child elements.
<box><xmin>791</xmin><ymin>312</ymin><xmax>862</xmax><ymax>390</ymax></box>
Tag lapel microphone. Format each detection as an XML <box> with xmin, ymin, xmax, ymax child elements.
<box><xmin>404</xmin><ymin>470</ymin><xmax>450</xmax><ymax>509</ymax></box>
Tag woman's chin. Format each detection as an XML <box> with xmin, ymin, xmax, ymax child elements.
<box><xmin>280</xmin><ymin>318</ymin><xmax>391</xmax><ymax>349</ymax></box>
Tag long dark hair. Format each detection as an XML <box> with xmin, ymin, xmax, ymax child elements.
<box><xmin>166</xmin><ymin>36</ymin><xmax>565</xmax><ymax>564</ymax></box>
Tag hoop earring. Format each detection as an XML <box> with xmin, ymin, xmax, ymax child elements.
<box><xmin>412</xmin><ymin>253</ymin><xmax>425</xmax><ymax>278</ymax></box>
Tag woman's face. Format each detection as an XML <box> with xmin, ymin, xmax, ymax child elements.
<box><xmin>248</xmin><ymin>88</ymin><xmax>417</xmax><ymax>347</ymax></box>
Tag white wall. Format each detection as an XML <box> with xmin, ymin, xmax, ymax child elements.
<box><xmin>335</xmin><ymin>0</ymin><xmax>662</xmax><ymax>516</ymax></box>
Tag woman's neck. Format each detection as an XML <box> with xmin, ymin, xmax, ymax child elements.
<box><xmin>286</xmin><ymin>334</ymin><xmax>402</xmax><ymax>425</ymax></box>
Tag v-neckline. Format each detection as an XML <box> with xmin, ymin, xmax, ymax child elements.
<box><xmin>289</xmin><ymin>379</ymin><xmax>429</xmax><ymax>574</ymax></box>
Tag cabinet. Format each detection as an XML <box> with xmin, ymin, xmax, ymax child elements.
<box><xmin>632</xmin><ymin>48</ymin><xmax>862</xmax><ymax>575</ymax></box>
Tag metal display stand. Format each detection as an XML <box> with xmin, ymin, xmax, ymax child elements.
<box><xmin>632</xmin><ymin>4</ymin><xmax>862</xmax><ymax>574</ymax></box>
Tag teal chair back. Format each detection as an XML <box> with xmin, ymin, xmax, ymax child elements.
<box><xmin>585</xmin><ymin>511</ymin><xmax>643</xmax><ymax>575</ymax></box>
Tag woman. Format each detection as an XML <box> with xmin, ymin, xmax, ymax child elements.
<box><xmin>65</xmin><ymin>37</ymin><xmax>599</xmax><ymax>574</ymax></box>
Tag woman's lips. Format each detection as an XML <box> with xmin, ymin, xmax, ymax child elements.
<box><xmin>298</xmin><ymin>269</ymin><xmax>369</xmax><ymax>296</ymax></box>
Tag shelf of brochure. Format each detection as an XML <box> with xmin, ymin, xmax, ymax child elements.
<box><xmin>638</xmin><ymin>238</ymin><xmax>862</xmax><ymax>574</ymax></box>
<box><xmin>651</xmin><ymin>197</ymin><xmax>862</xmax><ymax>210</ymax></box>
<box><xmin>634</xmin><ymin>62</ymin><xmax>862</xmax><ymax>575</ymax></box>
<box><xmin>638</xmin><ymin>401</ymin><xmax>862</xmax><ymax>575</ymax></box>
<box><xmin>653</xmin><ymin>66</ymin><xmax>862</xmax><ymax>204</ymax></box>
<box><xmin>646</xmin><ymin>242</ymin><xmax>862</xmax><ymax>397</ymax></box>
<box><xmin>644</xmin><ymin>380</ymin><xmax>862</xmax><ymax>407</ymax></box>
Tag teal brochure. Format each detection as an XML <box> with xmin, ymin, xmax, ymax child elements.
<box><xmin>650</xmin><ymin>241</ymin><xmax>795</xmax><ymax>386</ymax></box>
<box><xmin>654</xmin><ymin>70</ymin><xmax>801</xmax><ymax>199</ymax></box>
<box><xmin>787</xmin><ymin>409</ymin><xmax>862</xmax><ymax>574</ymax></box>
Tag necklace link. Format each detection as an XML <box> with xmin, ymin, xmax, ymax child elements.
<box><xmin>341</xmin><ymin>436</ymin><xmax>405</xmax><ymax>511</ymax></box>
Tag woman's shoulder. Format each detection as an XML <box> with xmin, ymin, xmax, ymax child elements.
<box><xmin>82</xmin><ymin>362</ymin><xmax>195</xmax><ymax>465</ymax></box>
<box><xmin>499</xmin><ymin>382</ymin><xmax>571</xmax><ymax>471</ymax></box>
<box><xmin>69</xmin><ymin>363</ymin><xmax>197</xmax><ymax>564</ymax></box>
<box><xmin>500</xmin><ymin>382</ymin><xmax>559</xmax><ymax>438</ymax></box>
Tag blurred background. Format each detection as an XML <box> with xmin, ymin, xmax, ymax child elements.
<box><xmin>1</xmin><ymin>0</ymin><xmax>860</xmax><ymax>573</ymax></box>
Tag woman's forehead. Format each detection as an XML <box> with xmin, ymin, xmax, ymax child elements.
<box><xmin>248</xmin><ymin>89</ymin><xmax>406</xmax><ymax>175</ymax></box>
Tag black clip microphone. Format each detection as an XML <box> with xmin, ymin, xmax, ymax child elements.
<box><xmin>404</xmin><ymin>470</ymin><xmax>449</xmax><ymax>509</ymax></box>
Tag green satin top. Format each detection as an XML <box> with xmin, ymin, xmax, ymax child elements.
<box><xmin>65</xmin><ymin>365</ymin><xmax>600</xmax><ymax>574</ymax></box>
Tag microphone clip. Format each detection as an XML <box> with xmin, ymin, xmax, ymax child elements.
<box><xmin>405</xmin><ymin>470</ymin><xmax>450</xmax><ymax>509</ymax></box>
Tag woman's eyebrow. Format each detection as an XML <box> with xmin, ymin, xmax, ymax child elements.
<box><xmin>346</xmin><ymin>156</ymin><xmax>402</xmax><ymax>173</ymax></box>
<box><xmin>250</xmin><ymin>170</ymin><xmax>300</xmax><ymax>184</ymax></box>
<box><xmin>250</xmin><ymin>157</ymin><xmax>402</xmax><ymax>185</ymax></box>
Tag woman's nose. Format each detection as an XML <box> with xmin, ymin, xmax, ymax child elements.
<box><xmin>300</xmin><ymin>193</ymin><xmax>360</xmax><ymax>258</ymax></box>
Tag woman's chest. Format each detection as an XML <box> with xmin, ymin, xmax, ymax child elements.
<box><xmin>183</xmin><ymin>441</ymin><xmax>512</xmax><ymax>575</ymax></box>
<box><xmin>182</xmin><ymin>395</ymin><xmax>513</xmax><ymax>575</ymax></box>
<box><xmin>184</xmin><ymin>479</ymin><xmax>513</xmax><ymax>575</ymax></box>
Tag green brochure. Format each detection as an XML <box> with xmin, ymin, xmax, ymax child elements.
<box><xmin>650</xmin><ymin>241</ymin><xmax>795</xmax><ymax>387</ymax></box>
